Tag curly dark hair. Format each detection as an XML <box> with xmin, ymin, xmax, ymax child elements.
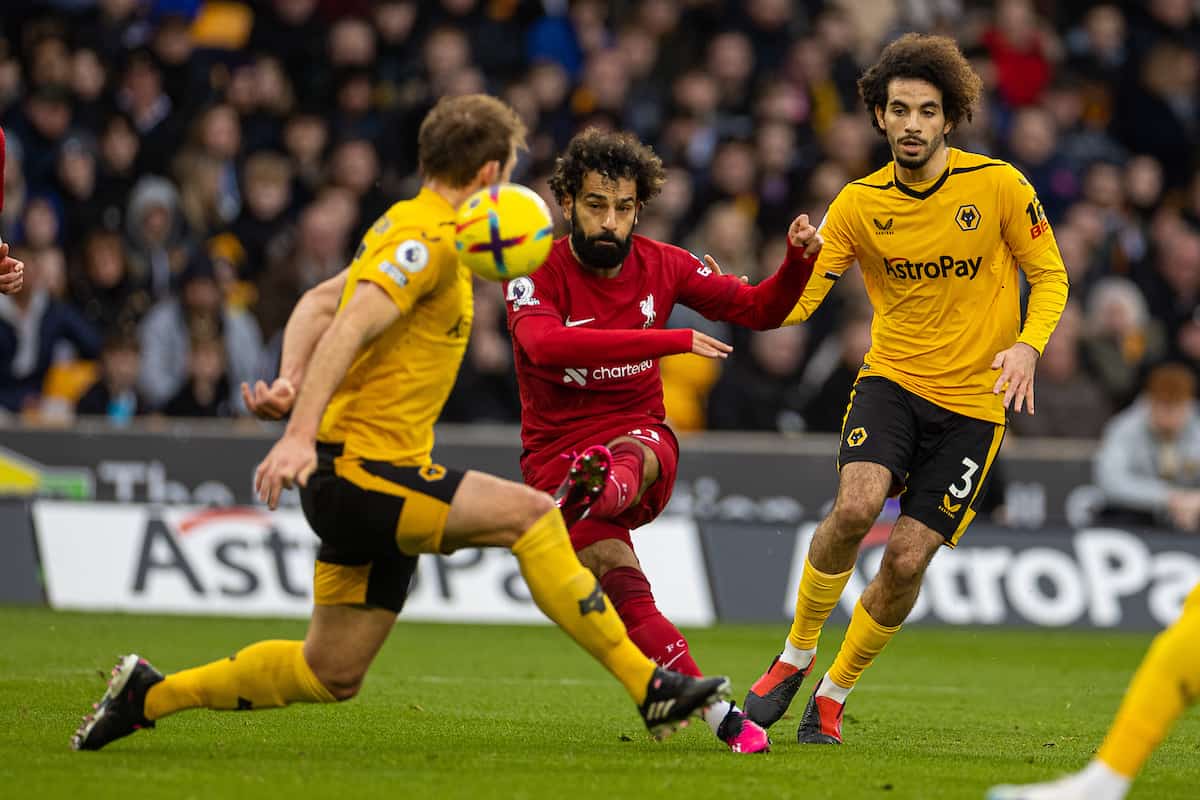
<box><xmin>857</xmin><ymin>33</ymin><xmax>983</xmax><ymax>136</ymax></box>
<box><xmin>548</xmin><ymin>128</ymin><xmax>666</xmax><ymax>205</ymax></box>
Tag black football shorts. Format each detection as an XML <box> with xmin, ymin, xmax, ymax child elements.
<box><xmin>837</xmin><ymin>376</ymin><xmax>1005</xmax><ymax>545</ymax></box>
<box><xmin>300</xmin><ymin>442</ymin><xmax>466</xmax><ymax>613</ymax></box>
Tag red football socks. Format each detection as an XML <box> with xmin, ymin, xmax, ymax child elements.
<box><xmin>588</xmin><ymin>442</ymin><xmax>645</xmax><ymax>520</ymax></box>
<box><xmin>600</xmin><ymin>566</ymin><xmax>701</xmax><ymax>677</ymax></box>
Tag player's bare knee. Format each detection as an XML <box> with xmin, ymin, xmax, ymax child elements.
<box><xmin>829</xmin><ymin>497</ymin><xmax>882</xmax><ymax>538</ymax></box>
<box><xmin>310</xmin><ymin>664</ymin><xmax>366</xmax><ymax>701</ymax></box>
<box><xmin>304</xmin><ymin>646</ymin><xmax>367</xmax><ymax>702</ymax></box>
<box><xmin>324</xmin><ymin>677</ymin><xmax>363</xmax><ymax>702</ymax></box>
<box><xmin>878</xmin><ymin>546</ymin><xmax>929</xmax><ymax>590</ymax></box>
<box><xmin>513</xmin><ymin>487</ymin><xmax>557</xmax><ymax>537</ymax></box>
<box><xmin>577</xmin><ymin>540</ymin><xmax>635</xmax><ymax>578</ymax></box>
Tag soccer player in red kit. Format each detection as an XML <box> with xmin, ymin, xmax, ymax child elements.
<box><xmin>0</xmin><ymin>125</ymin><xmax>25</xmax><ymax>295</ymax></box>
<box><xmin>504</xmin><ymin>129</ymin><xmax>823</xmax><ymax>753</ymax></box>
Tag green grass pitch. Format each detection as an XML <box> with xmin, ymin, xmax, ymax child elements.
<box><xmin>2</xmin><ymin>607</ymin><xmax>1197</xmax><ymax>799</ymax></box>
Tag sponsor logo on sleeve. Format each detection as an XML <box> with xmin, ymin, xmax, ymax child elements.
<box><xmin>506</xmin><ymin>276</ymin><xmax>539</xmax><ymax>309</ymax></box>
<box><xmin>379</xmin><ymin>262</ymin><xmax>408</xmax><ymax>288</ymax></box>
<box><xmin>395</xmin><ymin>240</ymin><xmax>430</xmax><ymax>272</ymax></box>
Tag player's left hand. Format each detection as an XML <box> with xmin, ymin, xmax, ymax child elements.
<box><xmin>0</xmin><ymin>241</ymin><xmax>24</xmax><ymax>295</ymax></box>
<box><xmin>241</xmin><ymin>377</ymin><xmax>296</xmax><ymax>420</ymax></box>
<box><xmin>254</xmin><ymin>433</ymin><xmax>316</xmax><ymax>510</ymax></box>
<box><xmin>991</xmin><ymin>342</ymin><xmax>1039</xmax><ymax>414</ymax></box>
<box><xmin>703</xmin><ymin>254</ymin><xmax>748</xmax><ymax>284</ymax></box>
<box><xmin>787</xmin><ymin>214</ymin><xmax>823</xmax><ymax>258</ymax></box>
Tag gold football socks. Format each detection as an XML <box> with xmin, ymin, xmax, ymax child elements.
<box><xmin>144</xmin><ymin>640</ymin><xmax>335</xmax><ymax>719</ymax></box>
<box><xmin>511</xmin><ymin>508</ymin><xmax>656</xmax><ymax>703</ymax></box>
<box><xmin>783</xmin><ymin>557</ymin><xmax>854</xmax><ymax>667</ymax></box>
<box><xmin>825</xmin><ymin>599</ymin><xmax>902</xmax><ymax>693</ymax></box>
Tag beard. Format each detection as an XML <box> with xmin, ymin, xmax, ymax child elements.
<box><xmin>893</xmin><ymin>128</ymin><xmax>945</xmax><ymax>172</ymax></box>
<box><xmin>570</xmin><ymin>208</ymin><xmax>634</xmax><ymax>270</ymax></box>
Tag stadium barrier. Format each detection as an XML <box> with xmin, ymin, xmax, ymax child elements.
<box><xmin>0</xmin><ymin>498</ymin><xmax>43</xmax><ymax>604</ymax></box>
<box><xmin>0</xmin><ymin>422</ymin><xmax>1099</xmax><ymax>526</ymax></box>
<box><xmin>6</xmin><ymin>423</ymin><xmax>1195</xmax><ymax>629</ymax></box>
<box><xmin>26</xmin><ymin>499</ymin><xmax>1200</xmax><ymax>631</ymax></box>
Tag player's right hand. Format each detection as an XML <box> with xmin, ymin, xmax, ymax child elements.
<box><xmin>0</xmin><ymin>241</ymin><xmax>25</xmax><ymax>295</ymax></box>
<box><xmin>241</xmin><ymin>377</ymin><xmax>296</xmax><ymax>420</ymax></box>
<box><xmin>691</xmin><ymin>330</ymin><xmax>732</xmax><ymax>359</ymax></box>
<box><xmin>787</xmin><ymin>214</ymin><xmax>823</xmax><ymax>258</ymax></box>
<box><xmin>1167</xmin><ymin>491</ymin><xmax>1200</xmax><ymax>533</ymax></box>
<box><xmin>254</xmin><ymin>433</ymin><xmax>316</xmax><ymax>510</ymax></box>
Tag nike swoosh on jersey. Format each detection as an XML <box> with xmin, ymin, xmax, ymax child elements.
<box><xmin>564</xmin><ymin>317</ymin><xmax>595</xmax><ymax>327</ymax></box>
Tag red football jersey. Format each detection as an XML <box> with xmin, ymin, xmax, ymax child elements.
<box><xmin>506</xmin><ymin>235</ymin><xmax>743</xmax><ymax>475</ymax></box>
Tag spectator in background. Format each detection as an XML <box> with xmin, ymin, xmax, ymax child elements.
<box><xmin>187</xmin><ymin>103</ymin><xmax>242</xmax><ymax>225</ymax></box>
<box><xmin>1114</xmin><ymin>42</ymin><xmax>1199</xmax><ymax>189</ymax></box>
<box><xmin>116</xmin><ymin>48</ymin><xmax>181</xmax><ymax>177</ymax></box>
<box><xmin>138</xmin><ymin>256</ymin><xmax>262</xmax><ymax>413</ymax></box>
<box><xmin>70</xmin><ymin>227</ymin><xmax>150</xmax><ymax>335</ymax></box>
<box><xmin>1005</xmin><ymin>106</ymin><xmax>1076</xmax><ymax>222</ymax></box>
<box><xmin>150</xmin><ymin>14</ymin><xmax>206</xmax><ymax>116</ymax></box>
<box><xmin>163</xmin><ymin>320</ymin><xmax>233</xmax><ymax>418</ymax></box>
<box><xmin>707</xmin><ymin>325</ymin><xmax>809</xmax><ymax>433</ymax></box>
<box><xmin>1064</xmin><ymin>3</ymin><xmax>1127</xmax><ymax>87</ymax></box>
<box><xmin>55</xmin><ymin>133</ymin><xmax>102</xmax><ymax>243</ymax></box>
<box><xmin>247</xmin><ymin>0</ymin><xmax>325</xmax><ymax>103</ymax></box>
<box><xmin>228</xmin><ymin>150</ymin><xmax>294</xmax><ymax>280</ymax></box>
<box><xmin>75</xmin><ymin>329</ymin><xmax>145</xmax><ymax>424</ymax></box>
<box><xmin>124</xmin><ymin>174</ymin><xmax>191</xmax><ymax>299</ymax></box>
<box><xmin>373</xmin><ymin>0</ymin><xmax>420</xmax><ymax>87</ymax></box>
<box><xmin>18</xmin><ymin>193</ymin><xmax>63</xmax><ymax>250</ymax></box>
<box><xmin>281</xmin><ymin>107</ymin><xmax>330</xmax><ymax>202</ymax></box>
<box><xmin>686</xmin><ymin>202</ymin><xmax>758</xmax><ymax>285</ymax></box>
<box><xmin>1139</xmin><ymin>222</ymin><xmax>1200</xmax><ymax>364</ymax></box>
<box><xmin>252</xmin><ymin>196</ymin><xmax>352</xmax><ymax>369</ymax></box>
<box><xmin>0</xmin><ymin>247</ymin><xmax>101</xmax><ymax>412</ymax></box>
<box><xmin>1095</xmin><ymin>364</ymin><xmax>1200</xmax><ymax>532</ymax></box>
<box><xmin>326</xmin><ymin>138</ymin><xmax>387</xmax><ymax>238</ymax></box>
<box><xmin>71</xmin><ymin>50</ymin><xmax>109</xmax><ymax>118</ymax></box>
<box><xmin>173</xmin><ymin>150</ymin><xmax>227</xmax><ymax>239</ymax></box>
<box><xmin>1011</xmin><ymin>300</ymin><xmax>1111</xmax><ymax>438</ymax></box>
<box><xmin>1082</xmin><ymin>277</ymin><xmax>1168</xmax><ymax>409</ymax></box>
<box><xmin>14</xmin><ymin>83</ymin><xmax>74</xmax><ymax>193</ymax></box>
<box><xmin>94</xmin><ymin>112</ymin><xmax>141</xmax><ymax>231</ymax></box>
<box><xmin>981</xmin><ymin>0</ymin><xmax>1060</xmax><ymax>108</ymax></box>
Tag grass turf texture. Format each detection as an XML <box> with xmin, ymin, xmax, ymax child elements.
<box><xmin>2</xmin><ymin>608</ymin><xmax>1197</xmax><ymax>799</ymax></box>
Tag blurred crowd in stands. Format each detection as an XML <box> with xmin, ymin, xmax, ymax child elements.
<box><xmin>0</xmin><ymin>0</ymin><xmax>1197</xmax><ymax>446</ymax></box>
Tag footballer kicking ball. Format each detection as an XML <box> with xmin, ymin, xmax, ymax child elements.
<box><xmin>455</xmin><ymin>183</ymin><xmax>554</xmax><ymax>281</ymax></box>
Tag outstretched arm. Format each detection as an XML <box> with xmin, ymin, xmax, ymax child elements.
<box><xmin>682</xmin><ymin>214</ymin><xmax>822</xmax><ymax>331</ymax></box>
<box><xmin>513</xmin><ymin>316</ymin><xmax>730</xmax><ymax>368</ymax></box>
<box><xmin>242</xmin><ymin>268</ymin><xmax>348</xmax><ymax>419</ymax></box>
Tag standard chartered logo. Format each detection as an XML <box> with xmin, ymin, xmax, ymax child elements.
<box><xmin>883</xmin><ymin>255</ymin><xmax>982</xmax><ymax>280</ymax></box>
<box><xmin>562</xmin><ymin>359</ymin><xmax>655</xmax><ymax>387</ymax></box>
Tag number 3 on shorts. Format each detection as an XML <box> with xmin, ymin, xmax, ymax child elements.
<box><xmin>948</xmin><ymin>457</ymin><xmax>980</xmax><ymax>500</ymax></box>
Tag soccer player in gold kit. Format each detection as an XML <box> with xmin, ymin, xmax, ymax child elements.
<box><xmin>988</xmin><ymin>583</ymin><xmax>1200</xmax><ymax>800</ymax></box>
<box><xmin>744</xmin><ymin>34</ymin><xmax>1069</xmax><ymax>744</ymax></box>
<box><xmin>72</xmin><ymin>95</ymin><xmax>729</xmax><ymax>752</ymax></box>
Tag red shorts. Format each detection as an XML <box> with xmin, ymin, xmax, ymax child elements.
<box><xmin>523</xmin><ymin>423</ymin><xmax>679</xmax><ymax>550</ymax></box>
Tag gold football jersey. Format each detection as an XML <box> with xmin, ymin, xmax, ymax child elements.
<box><xmin>786</xmin><ymin>148</ymin><xmax>1069</xmax><ymax>424</ymax></box>
<box><xmin>318</xmin><ymin>188</ymin><xmax>474</xmax><ymax>462</ymax></box>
